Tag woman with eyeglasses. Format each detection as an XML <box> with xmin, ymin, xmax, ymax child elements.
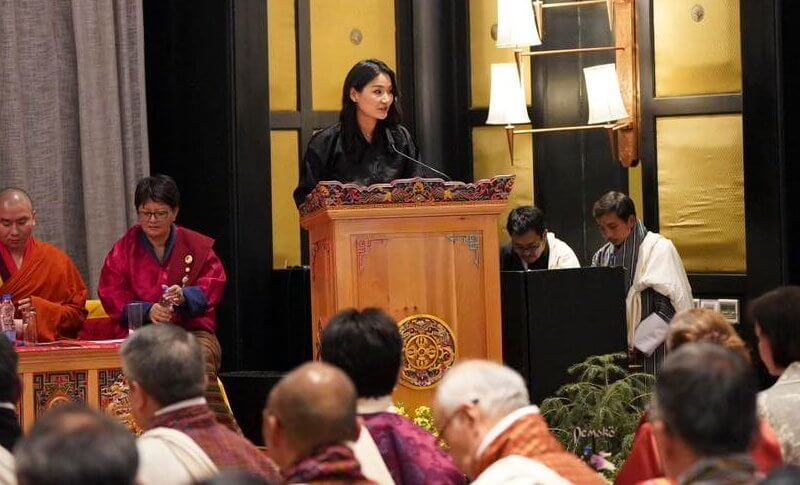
<box><xmin>98</xmin><ymin>174</ymin><xmax>238</xmax><ymax>432</ymax></box>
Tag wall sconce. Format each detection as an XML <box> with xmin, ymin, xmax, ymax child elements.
<box><xmin>487</xmin><ymin>63</ymin><xmax>532</xmax><ymax>162</ymax></box>
<box><xmin>487</xmin><ymin>0</ymin><xmax>639</xmax><ymax>167</ymax></box>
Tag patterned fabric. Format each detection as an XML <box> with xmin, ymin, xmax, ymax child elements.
<box><xmin>298</xmin><ymin>175</ymin><xmax>516</xmax><ymax>217</ymax></box>
<box><xmin>474</xmin><ymin>413</ymin><xmax>604</xmax><ymax>484</ymax></box>
<box><xmin>592</xmin><ymin>222</ymin><xmax>676</xmax><ymax>374</ymax></box>
<box><xmin>149</xmin><ymin>404</ymin><xmax>279</xmax><ymax>482</ymax></box>
<box><xmin>283</xmin><ymin>444</ymin><xmax>375</xmax><ymax>485</ymax></box>
<box><xmin>193</xmin><ymin>331</ymin><xmax>242</xmax><ymax>434</ymax></box>
<box><xmin>677</xmin><ymin>454</ymin><xmax>760</xmax><ymax>485</ymax></box>
<box><xmin>758</xmin><ymin>361</ymin><xmax>800</xmax><ymax>465</ymax></box>
<box><xmin>615</xmin><ymin>413</ymin><xmax>783</xmax><ymax>485</ymax></box>
<box><xmin>362</xmin><ymin>411</ymin><xmax>466</xmax><ymax>485</ymax></box>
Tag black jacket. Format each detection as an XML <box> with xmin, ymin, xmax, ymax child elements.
<box><xmin>293</xmin><ymin>123</ymin><xmax>420</xmax><ymax>207</ymax></box>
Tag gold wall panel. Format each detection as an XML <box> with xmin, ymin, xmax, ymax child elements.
<box><xmin>469</xmin><ymin>0</ymin><xmax>532</xmax><ymax>108</ymax></box>
<box><xmin>653</xmin><ymin>0</ymin><xmax>741</xmax><ymax>97</ymax></box>
<box><xmin>271</xmin><ymin>130</ymin><xmax>301</xmax><ymax>268</ymax></box>
<box><xmin>629</xmin><ymin>164</ymin><xmax>643</xmax><ymax>219</ymax></box>
<box><xmin>472</xmin><ymin>126</ymin><xmax>534</xmax><ymax>245</ymax></box>
<box><xmin>656</xmin><ymin>114</ymin><xmax>745</xmax><ymax>273</ymax></box>
<box><xmin>268</xmin><ymin>0</ymin><xmax>297</xmax><ymax>111</ymax></box>
<box><xmin>309</xmin><ymin>0</ymin><xmax>397</xmax><ymax>112</ymax></box>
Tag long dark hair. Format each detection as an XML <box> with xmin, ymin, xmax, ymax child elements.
<box><xmin>339</xmin><ymin>59</ymin><xmax>402</xmax><ymax>153</ymax></box>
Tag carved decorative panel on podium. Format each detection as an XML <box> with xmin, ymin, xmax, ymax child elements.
<box><xmin>300</xmin><ymin>176</ymin><xmax>514</xmax><ymax>409</ymax></box>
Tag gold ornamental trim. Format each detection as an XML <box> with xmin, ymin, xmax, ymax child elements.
<box><xmin>397</xmin><ymin>314</ymin><xmax>457</xmax><ymax>390</ymax></box>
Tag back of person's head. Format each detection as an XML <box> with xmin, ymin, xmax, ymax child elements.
<box><xmin>264</xmin><ymin>362</ymin><xmax>358</xmax><ymax>465</ymax></box>
<box><xmin>134</xmin><ymin>174</ymin><xmax>181</xmax><ymax>209</ymax></box>
<box><xmin>15</xmin><ymin>404</ymin><xmax>138</xmax><ymax>485</ymax></box>
<box><xmin>749</xmin><ymin>286</ymin><xmax>800</xmax><ymax>368</ymax></box>
<box><xmin>668</xmin><ymin>308</ymin><xmax>750</xmax><ymax>362</ymax></box>
<box><xmin>506</xmin><ymin>206</ymin><xmax>546</xmax><ymax>237</ymax></box>
<box><xmin>435</xmin><ymin>360</ymin><xmax>530</xmax><ymax>421</ymax></box>
<box><xmin>120</xmin><ymin>324</ymin><xmax>205</xmax><ymax>406</ymax></box>
<box><xmin>0</xmin><ymin>336</ymin><xmax>19</xmax><ymax>403</ymax></box>
<box><xmin>762</xmin><ymin>466</ymin><xmax>800</xmax><ymax>485</ymax></box>
<box><xmin>652</xmin><ymin>343</ymin><xmax>758</xmax><ymax>457</ymax></box>
<box><xmin>592</xmin><ymin>191</ymin><xmax>636</xmax><ymax>221</ymax></box>
<box><xmin>320</xmin><ymin>308</ymin><xmax>402</xmax><ymax>398</ymax></box>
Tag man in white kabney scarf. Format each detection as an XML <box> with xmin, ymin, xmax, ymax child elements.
<box><xmin>591</xmin><ymin>191</ymin><xmax>692</xmax><ymax>374</ymax></box>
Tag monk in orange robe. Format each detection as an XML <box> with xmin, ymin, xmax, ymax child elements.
<box><xmin>0</xmin><ymin>188</ymin><xmax>87</xmax><ymax>341</ymax></box>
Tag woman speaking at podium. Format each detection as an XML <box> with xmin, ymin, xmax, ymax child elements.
<box><xmin>293</xmin><ymin>59</ymin><xmax>421</xmax><ymax>207</ymax></box>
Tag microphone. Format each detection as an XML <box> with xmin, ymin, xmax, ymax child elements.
<box><xmin>385</xmin><ymin>128</ymin><xmax>451</xmax><ymax>181</ymax></box>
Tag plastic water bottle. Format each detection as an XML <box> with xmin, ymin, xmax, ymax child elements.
<box><xmin>0</xmin><ymin>295</ymin><xmax>15</xmax><ymax>344</ymax></box>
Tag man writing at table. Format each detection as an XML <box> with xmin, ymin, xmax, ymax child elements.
<box><xmin>0</xmin><ymin>188</ymin><xmax>87</xmax><ymax>341</ymax></box>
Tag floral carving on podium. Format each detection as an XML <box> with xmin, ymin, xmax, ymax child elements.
<box><xmin>447</xmin><ymin>234</ymin><xmax>481</xmax><ymax>267</ymax></box>
<box><xmin>101</xmin><ymin>374</ymin><xmax>142</xmax><ymax>435</ymax></box>
<box><xmin>313</xmin><ymin>318</ymin><xmax>324</xmax><ymax>360</ymax></box>
<box><xmin>398</xmin><ymin>314</ymin><xmax>457</xmax><ymax>389</ymax></box>
<box><xmin>299</xmin><ymin>175</ymin><xmax>516</xmax><ymax>217</ymax></box>
<box><xmin>33</xmin><ymin>371</ymin><xmax>88</xmax><ymax>417</ymax></box>
<box><xmin>98</xmin><ymin>368</ymin><xmax>124</xmax><ymax>409</ymax></box>
<box><xmin>356</xmin><ymin>238</ymin><xmax>387</xmax><ymax>273</ymax></box>
<box><xmin>310</xmin><ymin>240</ymin><xmax>330</xmax><ymax>282</ymax></box>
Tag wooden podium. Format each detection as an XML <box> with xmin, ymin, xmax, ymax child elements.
<box><xmin>299</xmin><ymin>176</ymin><xmax>514</xmax><ymax>410</ymax></box>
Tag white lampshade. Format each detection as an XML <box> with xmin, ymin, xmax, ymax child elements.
<box><xmin>487</xmin><ymin>63</ymin><xmax>530</xmax><ymax>125</ymax></box>
<box><xmin>584</xmin><ymin>63</ymin><xmax>629</xmax><ymax>124</ymax></box>
<box><xmin>496</xmin><ymin>0</ymin><xmax>542</xmax><ymax>48</ymax></box>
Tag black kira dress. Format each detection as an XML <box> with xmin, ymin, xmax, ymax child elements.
<box><xmin>293</xmin><ymin>122</ymin><xmax>421</xmax><ymax>207</ymax></box>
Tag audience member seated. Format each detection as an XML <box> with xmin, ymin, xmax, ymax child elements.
<box><xmin>99</xmin><ymin>175</ymin><xmax>236</xmax><ymax>430</ymax></box>
<box><xmin>750</xmin><ymin>286</ymin><xmax>800</xmax><ymax>465</ymax></box>
<box><xmin>434</xmin><ymin>360</ymin><xmax>604</xmax><ymax>484</ymax></box>
<box><xmin>321</xmin><ymin>308</ymin><xmax>465</xmax><ymax>485</ymax></box>
<box><xmin>500</xmin><ymin>205</ymin><xmax>580</xmax><ymax>271</ymax></box>
<box><xmin>121</xmin><ymin>324</ymin><xmax>279</xmax><ymax>484</ymax></box>
<box><xmin>14</xmin><ymin>404</ymin><xmax>137</xmax><ymax>485</ymax></box>
<box><xmin>0</xmin><ymin>188</ymin><xmax>87</xmax><ymax>341</ymax></box>
<box><xmin>263</xmin><ymin>362</ymin><xmax>374</xmax><ymax>484</ymax></box>
<box><xmin>0</xmin><ymin>337</ymin><xmax>19</xmax><ymax>484</ymax></box>
<box><xmin>648</xmin><ymin>343</ymin><xmax>761</xmax><ymax>484</ymax></box>
<box><xmin>0</xmin><ymin>337</ymin><xmax>20</xmax><ymax>453</ymax></box>
<box><xmin>616</xmin><ymin>309</ymin><xmax>783</xmax><ymax>484</ymax></box>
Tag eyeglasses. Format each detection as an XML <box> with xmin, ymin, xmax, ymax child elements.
<box><xmin>512</xmin><ymin>231</ymin><xmax>547</xmax><ymax>255</ymax></box>
<box><xmin>137</xmin><ymin>210</ymin><xmax>171</xmax><ymax>221</ymax></box>
<box><xmin>513</xmin><ymin>241</ymin><xmax>544</xmax><ymax>255</ymax></box>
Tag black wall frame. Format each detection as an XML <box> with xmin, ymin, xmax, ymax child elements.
<box><xmin>144</xmin><ymin>0</ymin><xmax>271</xmax><ymax>371</ymax></box>
<box><xmin>637</xmin><ymin>0</ymin><xmax>747</xmax><ymax>304</ymax></box>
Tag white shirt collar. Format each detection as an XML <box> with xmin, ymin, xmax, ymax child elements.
<box><xmin>475</xmin><ymin>405</ymin><xmax>540</xmax><ymax>460</ymax></box>
<box><xmin>0</xmin><ymin>402</ymin><xmax>15</xmax><ymax>412</ymax></box>
<box><xmin>356</xmin><ymin>395</ymin><xmax>397</xmax><ymax>415</ymax></box>
<box><xmin>775</xmin><ymin>361</ymin><xmax>800</xmax><ymax>386</ymax></box>
<box><xmin>155</xmin><ymin>397</ymin><xmax>207</xmax><ymax>416</ymax></box>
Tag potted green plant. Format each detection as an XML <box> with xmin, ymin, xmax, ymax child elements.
<box><xmin>539</xmin><ymin>353</ymin><xmax>655</xmax><ymax>479</ymax></box>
